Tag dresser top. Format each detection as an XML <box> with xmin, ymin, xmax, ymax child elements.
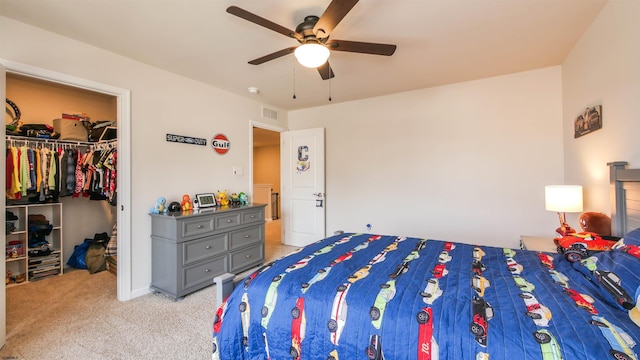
<box><xmin>149</xmin><ymin>203</ymin><xmax>266</xmax><ymax>219</ymax></box>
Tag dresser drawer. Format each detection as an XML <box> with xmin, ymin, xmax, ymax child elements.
<box><xmin>229</xmin><ymin>243</ymin><xmax>263</xmax><ymax>273</ymax></box>
<box><xmin>179</xmin><ymin>216</ymin><xmax>215</xmax><ymax>241</ymax></box>
<box><xmin>242</xmin><ymin>208</ymin><xmax>264</xmax><ymax>224</ymax></box>
<box><xmin>182</xmin><ymin>233</ymin><xmax>228</xmax><ymax>266</ymax></box>
<box><xmin>229</xmin><ymin>225</ymin><xmax>263</xmax><ymax>250</ymax></box>
<box><xmin>215</xmin><ymin>212</ymin><xmax>242</xmax><ymax>230</ymax></box>
<box><xmin>182</xmin><ymin>255</ymin><xmax>227</xmax><ymax>291</ymax></box>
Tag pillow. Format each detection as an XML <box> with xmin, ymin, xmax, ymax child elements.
<box><xmin>572</xmin><ymin>247</ymin><xmax>640</xmax><ymax>312</ymax></box>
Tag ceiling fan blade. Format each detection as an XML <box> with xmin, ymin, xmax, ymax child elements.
<box><xmin>313</xmin><ymin>0</ymin><xmax>359</xmax><ymax>39</ymax></box>
<box><xmin>326</xmin><ymin>39</ymin><xmax>396</xmax><ymax>56</ymax></box>
<box><xmin>317</xmin><ymin>62</ymin><xmax>335</xmax><ymax>80</ymax></box>
<box><xmin>248</xmin><ymin>47</ymin><xmax>298</xmax><ymax>65</ymax></box>
<box><xmin>227</xmin><ymin>6</ymin><xmax>302</xmax><ymax>41</ymax></box>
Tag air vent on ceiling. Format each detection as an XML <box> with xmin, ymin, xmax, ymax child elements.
<box><xmin>261</xmin><ymin>105</ymin><xmax>278</xmax><ymax>121</ymax></box>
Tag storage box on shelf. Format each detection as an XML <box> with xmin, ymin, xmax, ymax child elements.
<box><xmin>5</xmin><ymin>203</ymin><xmax>63</xmax><ymax>286</ymax></box>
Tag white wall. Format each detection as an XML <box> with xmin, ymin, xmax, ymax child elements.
<box><xmin>289</xmin><ymin>67</ymin><xmax>564</xmax><ymax>247</ymax></box>
<box><xmin>0</xmin><ymin>16</ymin><xmax>287</xmax><ymax>296</ymax></box>
<box><xmin>562</xmin><ymin>0</ymin><xmax>640</xmax><ymax>224</ymax></box>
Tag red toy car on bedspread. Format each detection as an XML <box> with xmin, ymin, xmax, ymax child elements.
<box><xmin>417</xmin><ymin>307</ymin><xmax>438</xmax><ymax>360</ymax></box>
<box><xmin>554</xmin><ymin>232</ymin><xmax>619</xmax><ymax>262</ymax></box>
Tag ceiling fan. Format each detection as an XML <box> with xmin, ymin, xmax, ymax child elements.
<box><xmin>226</xmin><ymin>0</ymin><xmax>397</xmax><ymax>80</ymax></box>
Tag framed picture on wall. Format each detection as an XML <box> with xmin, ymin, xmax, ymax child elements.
<box><xmin>574</xmin><ymin>105</ymin><xmax>602</xmax><ymax>138</ymax></box>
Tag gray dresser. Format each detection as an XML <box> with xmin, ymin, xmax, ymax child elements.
<box><xmin>149</xmin><ymin>204</ymin><xmax>266</xmax><ymax>299</ymax></box>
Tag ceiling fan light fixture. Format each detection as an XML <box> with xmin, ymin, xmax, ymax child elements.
<box><xmin>294</xmin><ymin>43</ymin><xmax>330</xmax><ymax>68</ymax></box>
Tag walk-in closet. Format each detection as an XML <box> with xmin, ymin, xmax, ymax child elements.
<box><xmin>5</xmin><ymin>73</ymin><xmax>118</xmax><ymax>288</ymax></box>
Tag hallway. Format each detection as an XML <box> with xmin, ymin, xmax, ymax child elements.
<box><xmin>264</xmin><ymin>219</ymin><xmax>297</xmax><ymax>262</ymax></box>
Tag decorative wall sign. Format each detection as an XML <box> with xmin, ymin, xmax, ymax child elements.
<box><xmin>166</xmin><ymin>133</ymin><xmax>207</xmax><ymax>146</ymax></box>
<box><xmin>296</xmin><ymin>145</ymin><xmax>310</xmax><ymax>173</ymax></box>
<box><xmin>574</xmin><ymin>105</ymin><xmax>602</xmax><ymax>138</ymax></box>
<box><xmin>212</xmin><ymin>133</ymin><xmax>231</xmax><ymax>154</ymax></box>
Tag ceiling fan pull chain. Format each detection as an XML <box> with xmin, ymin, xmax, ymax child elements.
<box><xmin>292</xmin><ymin>64</ymin><xmax>297</xmax><ymax>99</ymax></box>
<box><xmin>328</xmin><ymin>70</ymin><xmax>332</xmax><ymax>102</ymax></box>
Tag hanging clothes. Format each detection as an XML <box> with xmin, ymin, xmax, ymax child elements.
<box><xmin>5</xmin><ymin>138</ymin><xmax>117</xmax><ymax>205</ymax></box>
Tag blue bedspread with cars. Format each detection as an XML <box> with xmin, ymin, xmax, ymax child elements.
<box><xmin>212</xmin><ymin>233</ymin><xmax>640</xmax><ymax>360</ymax></box>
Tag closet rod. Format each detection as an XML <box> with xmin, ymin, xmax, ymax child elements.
<box><xmin>5</xmin><ymin>135</ymin><xmax>116</xmax><ymax>148</ymax></box>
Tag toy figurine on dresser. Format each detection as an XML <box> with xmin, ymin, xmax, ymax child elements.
<box><xmin>181</xmin><ymin>194</ymin><xmax>193</xmax><ymax>211</ymax></box>
<box><xmin>150</xmin><ymin>196</ymin><xmax>167</xmax><ymax>214</ymax></box>
<box><xmin>238</xmin><ymin>192</ymin><xmax>249</xmax><ymax>205</ymax></box>
<box><xmin>229</xmin><ymin>193</ymin><xmax>240</xmax><ymax>206</ymax></box>
<box><xmin>216</xmin><ymin>190</ymin><xmax>229</xmax><ymax>207</ymax></box>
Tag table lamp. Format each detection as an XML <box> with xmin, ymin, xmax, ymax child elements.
<box><xmin>545</xmin><ymin>185</ymin><xmax>583</xmax><ymax>236</ymax></box>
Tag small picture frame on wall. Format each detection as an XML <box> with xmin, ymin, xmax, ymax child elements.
<box><xmin>574</xmin><ymin>105</ymin><xmax>602</xmax><ymax>138</ymax></box>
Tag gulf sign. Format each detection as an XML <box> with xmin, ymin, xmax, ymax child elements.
<box><xmin>212</xmin><ymin>133</ymin><xmax>230</xmax><ymax>154</ymax></box>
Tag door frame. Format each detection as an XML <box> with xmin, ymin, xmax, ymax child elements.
<box><xmin>249</xmin><ymin>120</ymin><xmax>285</xmax><ymax>236</ymax></box>
<box><xmin>1</xmin><ymin>59</ymin><xmax>132</xmax><ymax>301</ymax></box>
<box><xmin>1</xmin><ymin>60</ymin><xmax>6</xmax><ymax>348</ymax></box>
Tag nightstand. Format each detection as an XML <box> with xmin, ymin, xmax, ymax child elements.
<box><xmin>520</xmin><ymin>235</ymin><xmax>557</xmax><ymax>253</ymax></box>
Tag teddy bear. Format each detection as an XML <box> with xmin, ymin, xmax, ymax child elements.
<box><xmin>150</xmin><ymin>196</ymin><xmax>167</xmax><ymax>214</ymax></box>
<box><xmin>181</xmin><ymin>194</ymin><xmax>192</xmax><ymax>211</ymax></box>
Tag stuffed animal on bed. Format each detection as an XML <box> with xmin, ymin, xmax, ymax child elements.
<box><xmin>579</xmin><ymin>212</ymin><xmax>612</xmax><ymax>236</ymax></box>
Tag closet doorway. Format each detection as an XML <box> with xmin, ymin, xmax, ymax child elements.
<box><xmin>251</xmin><ymin>122</ymin><xmax>283</xmax><ymax>261</ymax></box>
<box><xmin>2</xmin><ymin>60</ymin><xmax>131</xmax><ymax>302</ymax></box>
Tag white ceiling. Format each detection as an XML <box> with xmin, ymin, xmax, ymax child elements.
<box><xmin>0</xmin><ymin>0</ymin><xmax>606</xmax><ymax>111</ymax></box>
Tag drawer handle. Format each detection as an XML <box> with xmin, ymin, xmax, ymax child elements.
<box><xmin>205</xmin><ymin>245</ymin><xmax>211</xmax><ymax>249</ymax></box>
<box><xmin>250</xmin><ymin>215</ymin><xmax>255</xmax><ymax>218</ymax></box>
<box><xmin>245</xmin><ymin>254</ymin><xmax>252</xmax><ymax>259</ymax></box>
<box><xmin>244</xmin><ymin>235</ymin><xmax>250</xmax><ymax>238</ymax></box>
<box><xmin>226</xmin><ymin>219</ymin><xmax>232</xmax><ymax>223</ymax></box>
<box><xmin>197</xmin><ymin>225</ymin><xmax>203</xmax><ymax>228</ymax></box>
<box><xmin>204</xmin><ymin>269</ymin><xmax>210</xmax><ymax>273</ymax></box>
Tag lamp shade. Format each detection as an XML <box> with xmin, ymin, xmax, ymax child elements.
<box><xmin>545</xmin><ymin>185</ymin><xmax>583</xmax><ymax>212</ymax></box>
<box><xmin>294</xmin><ymin>43</ymin><xmax>330</xmax><ymax>68</ymax></box>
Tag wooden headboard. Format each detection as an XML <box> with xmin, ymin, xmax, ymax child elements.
<box><xmin>609</xmin><ymin>161</ymin><xmax>640</xmax><ymax>237</ymax></box>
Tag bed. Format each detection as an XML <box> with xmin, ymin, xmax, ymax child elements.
<box><xmin>212</xmin><ymin>162</ymin><xmax>640</xmax><ymax>360</ymax></box>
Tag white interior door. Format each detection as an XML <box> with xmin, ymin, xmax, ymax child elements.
<box><xmin>0</xmin><ymin>62</ymin><xmax>7</xmax><ymax>348</ymax></box>
<box><xmin>281</xmin><ymin>128</ymin><xmax>326</xmax><ymax>247</ymax></box>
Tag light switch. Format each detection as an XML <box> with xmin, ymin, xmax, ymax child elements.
<box><xmin>233</xmin><ymin>166</ymin><xmax>243</xmax><ymax>175</ymax></box>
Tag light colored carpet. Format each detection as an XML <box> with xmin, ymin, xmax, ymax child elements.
<box><xmin>0</xmin><ymin>219</ymin><xmax>296</xmax><ymax>360</ymax></box>
<box><xmin>1</xmin><ymin>270</ymin><xmax>216</xmax><ymax>360</ymax></box>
